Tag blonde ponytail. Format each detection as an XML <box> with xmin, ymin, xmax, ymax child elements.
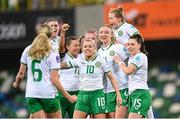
<box><xmin>28</xmin><ymin>24</ymin><xmax>52</xmax><ymax>60</ymax></box>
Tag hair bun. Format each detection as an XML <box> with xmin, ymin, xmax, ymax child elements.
<box><xmin>117</xmin><ymin>6</ymin><xmax>124</xmax><ymax>12</ymax></box>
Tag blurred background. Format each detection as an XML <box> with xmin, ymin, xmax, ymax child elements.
<box><xmin>0</xmin><ymin>0</ymin><xmax>180</xmax><ymax>118</ymax></box>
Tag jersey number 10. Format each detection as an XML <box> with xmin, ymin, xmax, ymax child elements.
<box><xmin>86</xmin><ymin>65</ymin><xmax>94</xmax><ymax>74</ymax></box>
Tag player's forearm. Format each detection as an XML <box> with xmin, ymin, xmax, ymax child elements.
<box><xmin>111</xmin><ymin>79</ymin><xmax>121</xmax><ymax>97</ymax></box>
<box><xmin>59</xmin><ymin>31</ymin><xmax>65</xmax><ymax>53</ymax></box>
<box><xmin>16</xmin><ymin>64</ymin><xmax>26</xmax><ymax>82</ymax></box>
<box><xmin>13</xmin><ymin>64</ymin><xmax>26</xmax><ymax>88</ymax></box>
<box><xmin>118</xmin><ymin>62</ymin><xmax>133</xmax><ymax>75</ymax></box>
<box><xmin>107</xmin><ymin>72</ymin><xmax>121</xmax><ymax>97</ymax></box>
<box><xmin>14</xmin><ymin>72</ymin><xmax>24</xmax><ymax>86</ymax></box>
<box><xmin>51</xmin><ymin>67</ymin><xmax>76</xmax><ymax>103</ymax></box>
<box><xmin>51</xmin><ymin>76</ymin><xmax>71</xmax><ymax>99</ymax></box>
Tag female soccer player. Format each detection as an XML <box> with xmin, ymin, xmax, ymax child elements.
<box><xmin>108</xmin><ymin>6</ymin><xmax>140</xmax><ymax>46</ymax></box>
<box><xmin>13</xmin><ymin>24</ymin><xmax>76</xmax><ymax>118</ymax></box>
<box><xmin>109</xmin><ymin>7</ymin><xmax>154</xmax><ymax>118</ymax></box>
<box><xmin>61</xmin><ymin>39</ymin><xmax>122</xmax><ymax>118</ymax></box>
<box><xmin>113</xmin><ymin>34</ymin><xmax>152</xmax><ymax>118</ymax></box>
<box><xmin>46</xmin><ymin>17</ymin><xmax>69</xmax><ymax>53</ymax></box>
<box><xmin>84</xmin><ymin>29</ymin><xmax>101</xmax><ymax>49</ymax></box>
<box><xmin>98</xmin><ymin>25</ymin><xmax>129</xmax><ymax>118</ymax></box>
<box><xmin>57</xmin><ymin>36</ymin><xmax>81</xmax><ymax>118</ymax></box>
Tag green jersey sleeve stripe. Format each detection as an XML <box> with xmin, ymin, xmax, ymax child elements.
<box><xmin>105</xmin><ymin>70</ymin><xmax>111</xmax><ymax>74</ymax></box>
<box><xmin>132</xmin><ymin>31</ymin><xmax>140</xmax><ymax>36</ymax></box>
<box><xmin>131</xmin><ymin>63</ymin><xmax>139</xmax><ymax>69</ymax></box>
<box><xmin>20</xmin><ymin>62</ymin><xmax>27</xmax><ymax>65</ymax></box>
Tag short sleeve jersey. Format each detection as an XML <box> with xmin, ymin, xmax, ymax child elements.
<box><xmin>59</xmin><ymin>53</ymin><xmax>80</xmax><ymax>91</ymax></box>
<box><xmin>98</xmin><ymin>43</ymin><xmax>129</xmax><ymax>93</ymax></box>
<box><xmin>128</xmin><ymin>52</ymin><xmax>149</xmax><ymax>94</ymax></box>
<box><xmin>113</xmin><ymin>22</ymin><xmax>139</xmax><ymax>45</ymax></box>
<box><xmin>68</xmin><ymin>54</ymin><xmax>111</xmax><ymax>91</ymax></box>
<box><xmin>21</xmin><ymin>46</ymin><xmax>60</xmax><ymax>98</ymax></box>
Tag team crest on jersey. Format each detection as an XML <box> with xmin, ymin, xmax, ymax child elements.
<box><xmin>56</xmin><ymin>55</ymin><xmax>60</xmax><ymax>63</ymax></box>
<box><xmin>95</xmin><ymin>62</ymin><xmax>101</xmax><ymax>68</ymax></box>
<box><xmin>109</xmin><ymin>50</ymin><xmax>115</xmax><ymax>56</ymax></box>
<box><xmin>118</xmin><ymin>30</ymin><xmax>123</xmax><ymax>36</ymax></box>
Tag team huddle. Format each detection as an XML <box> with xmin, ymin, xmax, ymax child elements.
<box><xmin>13</xmin><ymin>7</ymin><xmax>154</xmax><ymax>118</ymax></box>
